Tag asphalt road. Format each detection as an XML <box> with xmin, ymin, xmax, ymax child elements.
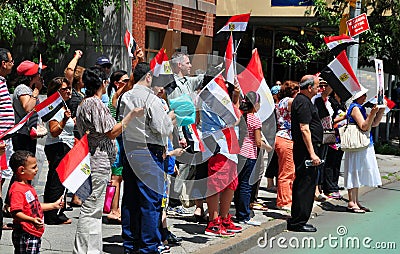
<box><xmin>245</xmin><ymin>181</ymin><xmax>400</xmax><ymax>254</ymax></box>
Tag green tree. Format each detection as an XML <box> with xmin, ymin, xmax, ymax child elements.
<box><xmin>276</xmin><ymin>0</ymin><xmax>400</xmax><ymax>74</ymax></box>
<box><xmin>0</xmin><ymin>0</ymin><xmax>127</xmax><ymax>63</ymax></box>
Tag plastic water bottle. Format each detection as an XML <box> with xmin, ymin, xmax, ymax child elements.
<box><xmin>305</xmin><ymin>159</ymin><xmax>325</xmax><ymax>167</ymax></box>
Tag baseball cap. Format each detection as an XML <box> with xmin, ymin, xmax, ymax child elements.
<box><xmin>96</xmin><ymin>56</ymin><xmax>112</xmax><ymax>67</ymax></box>
<box><xmin>271</xmin><ymin>85</ymin><xmax>281</xmax><ymax>95</ymax></box>
<box><xmin>16</xmin><ymin>60</ymin><xmax>47</xmax><ymax>76</ymax></box>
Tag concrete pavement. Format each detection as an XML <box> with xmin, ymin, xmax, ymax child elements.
<box><xmin>1</xmin><ymin>144</ymin><xmax>399</xmax><ymax>253</ymax></box>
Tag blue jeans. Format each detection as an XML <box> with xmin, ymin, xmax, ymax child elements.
<box><xmin>122</xmin><ymin>147</ymin><xmax>164</xmax><ymax>253</ymax></box>
<box><xmin>234</xmin><ymin>156</ymin><xmax>257</xmax><ymax>221</ymax></box>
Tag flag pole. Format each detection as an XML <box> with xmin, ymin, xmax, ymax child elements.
<box><xmin>57</xmin><ymin>188</ymin><xmax>68</xmax><ymax>215</ymax></box>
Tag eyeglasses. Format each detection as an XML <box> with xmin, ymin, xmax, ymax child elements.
<box><xmin>59</xmin><ymin>87</ymin><xmax>72</xmax><ymax>92</ymax></box>
<box><xmin>319</xmin><ymin>84</ymin><xmax>328</xmax><ymax>88</ymax></box>
<box><xmin>3</xmin><ymin>59</ymin><xmax>14</xmax><ymax>64</ymax></box>
<box><xmin>293</xmin><ymin>86</ymin><xmax>300</xmax><ymax>90</ymax></box>
<box><xmin>119</xmin><ymin>79</ymin><xmax>130</xmax><ymax>83</ymax></box>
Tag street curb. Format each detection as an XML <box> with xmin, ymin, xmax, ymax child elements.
<box><xmin>194</xmin><ymin>219</ymin><xmax>287</xmax><ymax>254</ymax></box>
<box><xmin>193</xmin><ymin>168</ymin><xmax>400</xmax><ymax>254</ymax></box>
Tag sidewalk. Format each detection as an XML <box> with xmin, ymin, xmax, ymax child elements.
<box><xmin>1</xmin><ymin>146</ymin><xmax>399</xmax><ymax>253</ymax></box>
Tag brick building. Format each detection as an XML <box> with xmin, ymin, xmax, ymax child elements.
<box><xmin>130</xmin><ymin>0</ymin><xmax>216</xmax><ymax>71</ymax></box>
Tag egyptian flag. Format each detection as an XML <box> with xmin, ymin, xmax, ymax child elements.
<box><xmin>324</xmin><ymin>34</ymin><xmax>358</xmax><ymax>56</ymax></box>
<box><xmin>237</xmin><ymin>48</ymin><xmax>274</xmax><ymax>122</ymax></box>
<box><xmin>150</xmin><ymin>48</ymin><xmax>175</xmax><ymax>89</ymax></box>
<box><xmin>56</xmin><ymin>134</ymin><xmax>92</xmax><ymax>201</ymax></box>
<box><xmin>212</xmin><ymin>126</ymin><xmax>240</xmax><ymax>154</ymax></box>
<box><xmin>320</xmin><ymin>50</ymin><xmax>362</xmax><ymax>102</ymax></box>
<box><xmin>225</xmin><ymin>34</ymin><xmax>235</xmax><ymax>85</ymax></box>
<box><xmin>0</xmin><ymin>111</ymin><xmax>34</xmax><ymax>140</ymax></box>
<box><xmin>184</xmin><ymin>124</ymin><xmax>205</xmax><ymax>152</ymax></box>
<box><xmin>124</xmin><ymin>30</ymin><xmax>136</xmax><ymax>58</ymax></box>
<box><xmin>385</xmin><ymin>96</ymin><xmax>396</xmax><ymax>110</ymax></box>
<box><xmin>217</xmin><ymin>13</ymin><xmax>251</xmax><ymax>34</ymax></box>
<box><xmin>198</xmin><ymin>74</ymin><xmax>238</xmax><ymax>126</ymax></box>
<box><xmin>34</xmin><ymin>92</ymin><xmax>64</xmax><ymax>122</ymax></box>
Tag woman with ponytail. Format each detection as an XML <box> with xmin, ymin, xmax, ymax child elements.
<box><xmin>234</xmin><ymin>91</ymin><xmax>272</xmax><ymax>226</ymax></box>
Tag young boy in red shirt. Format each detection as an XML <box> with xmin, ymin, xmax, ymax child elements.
<box><xmin>8</xmin><ymin>150</ymin><xmax>64</xmax><ymax>254</ymax></box>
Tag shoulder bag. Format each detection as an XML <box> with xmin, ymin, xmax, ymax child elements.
<box><xmin>338</xmin><ymin>122</ymin><xmax>370</xmax><ymax>151</ymax></box>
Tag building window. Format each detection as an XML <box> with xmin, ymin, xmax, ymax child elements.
<box><xmin>145</xmin><ymin>29</ymin><xmax>165</xmax><ymax>60</ymax></box>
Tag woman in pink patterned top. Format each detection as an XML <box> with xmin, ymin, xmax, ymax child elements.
<box><xmin>234</xmin><ymin>91</ymin><xmax>272</xmax><ymax>226</ymax></box>
<box><xmin>275</xmin><ymin>81</ymin><xmax>300</xmax><ymax>212</ymax></box>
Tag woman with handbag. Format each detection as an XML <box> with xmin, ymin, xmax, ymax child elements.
<box><xmin>313</xmin><ymin>80</ymin><xmax>334</xmax><ymax>201</ymax></box>
<box><xmin>343</xmin><ymin>88</ymin><xmax>385</xmax><ymax>213</ymax></box>
<box><xmin>43</xmin><ymin>77</ymin><xmax>74</xmax><ymax>225</ymax></box>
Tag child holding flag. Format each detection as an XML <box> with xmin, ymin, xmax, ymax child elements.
<box><xmin>8</xmin><ymin>150</ymin><xmax>64</xmax><ymax>254</ymax></box>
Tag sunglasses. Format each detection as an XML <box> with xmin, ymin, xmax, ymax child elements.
<box><xmin>59</xmin><ymin>87</ymin><xmax>72</xmax><ymax>92</ymax></box>
<box><xmin>119</xmin><ymin>78</ymin><xmax>130</xmax><ymax>83</ymax></box>
<box><xmin>319</xmin><ymin>84</ymin><xmax>328</xmax><ymax>88</ymax></box>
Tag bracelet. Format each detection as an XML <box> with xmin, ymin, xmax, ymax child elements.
<box><xmin>31</xmin><ymin>95</ymin><xmax>38</xmax><ymax>100</ymax></box>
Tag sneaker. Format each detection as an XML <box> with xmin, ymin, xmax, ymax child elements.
<box><xmin>222</xmin><ymin>214</ymin><xmax>243</xmax><ymax>233</ymax></box>
<box><xmin>314</xmin><ymin>194</ymin><xmax>327</xmax><ymax>202</ymax></box>
<box><xmin>157</xmin><ymin>245</ymin><xmax>170</xmax><ymax>254</ymax></box>
<box><xmin>327</xmin><ymin>192</ymin><xmax>342</xmax><ymax>199</ymax></box>
<box><xmin>238</xmin><ymin>218</ymin><xmax>262</xmax><ymax>226</ymax></box>
<box><xmin>205</xmin><ymin>217</ymin><xmax>235</xmax><ymax>237</ymax></box>
<box><xmin>167</xmin><ymin>206</ymin><xmax>192</xmax><ymax>217</ymax></box>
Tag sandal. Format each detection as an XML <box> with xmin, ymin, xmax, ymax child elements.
<box><xmin>359</xmin><ymin>206</ymin><xmax>372</xmax><ymax>212</ymax></box>
<box><xmin>346</xmin><ymin>207</ymin><xmax>365</xmax><ymax>214</ymax></box>
<box><xmin>250</xmin><ymin>203</ymin><xmax>269</xmax><ymax>211</ymax></box>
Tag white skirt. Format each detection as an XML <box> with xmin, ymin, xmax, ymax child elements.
<box><xmin>343</xmin><ymin>144</ymin><xmax>382</xmax><ymax>189</ymax></box>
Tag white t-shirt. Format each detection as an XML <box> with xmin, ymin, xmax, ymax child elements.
<box><xmin>45</xmin><ymin>108</ymin><xmax>75</xmax><ymax>148</ymax></box>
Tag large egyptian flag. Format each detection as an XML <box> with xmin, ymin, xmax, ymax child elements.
<box><xmin>150</xmin><ymin>48</ymin><xmax>175</xmax><ymax>88</ymax></box>
<box><xmin>217</xmin><ymin>13</ymin><xmax>250</xmax><ymax>34</ymax></box>
<box><xmin>212</xmin><ymin>126</ymin><xmax>240</xmax><ymax>154</ymax></box>
<box><xmin>324</xmin><ymin>34</ymin><xmax>358</xmax><ymax>56</ymax></box>
<box><xmin>320</xmin><ymin>50</ymin><xmax>362</xmax><ymax>102</ymax></box>
<box><xmin>0</xmin><ymin>111</ymin><xmax>34</xmax><ymax>140</ymax></box>
<box><xmin>198</xmin><ymin>74</ymin><xmax>238</xmax><ymax>126</ymax></box>
<box><xmin>124</xmin><ymin>30</ymin><xmax>136</xmax><ymax>58</ymax></box>
<box><xmin>56</xmin><ymin>134</ymin><xmax>92</xmax><ymax>201</ymax></box>
<box><xmin>225</xmin><ymin>34</ymin><xmax>235</xmax><ymax>85</ymax></box>
<box><xmin>237</xmin><ymin>48</ymin><xmax>274</xmax><ymax>122</ymax></box>
<box><xmin>34</xmin><ymin>92</ymin><xmax>64</xmax><ymax>122</ymax></box>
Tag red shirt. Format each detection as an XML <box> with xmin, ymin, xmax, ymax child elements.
<box><xmin>9</xmin><ymin>182</ymin><xmax>44</xmax><ymax>237</ymax></box>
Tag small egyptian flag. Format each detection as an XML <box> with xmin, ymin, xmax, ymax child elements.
<box><xmin>124</xmin><ymin>30</ymin><xmax>137</xmax><ymax>58</ymax></box>
<box><xmin>56</xmin><ymin>134</ymin><xmax>92</xmax><ymax>201</ymax></box>
<box><xmin>324</xmin><ymin>34</ymin><xmax>358</xmax><ymax>56</ymax></box>
<box><xmin>217</xmin><ymin>13</ymin><xmax>251</xmax><ymax>34</ymax></box>
<box><xmin>34</xmin><ymin>91</ymin><xmax>65</xmax><ymax>122</ymax></box>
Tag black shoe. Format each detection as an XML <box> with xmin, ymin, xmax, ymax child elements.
<box><xmin>194</xmin><ymin>214</ymin><xmax>208</xmax><ymax>224</ymax></box>
<box><xmin>64</xmin><ymin>206</ymin><xmax>73</xmax><ymax>211</ymax></box>
<box><xmin>166</xmin><ymin>232</ymin><xmax>182</xmax><ymax>245</ymax></box>
<box><xmin>287</xmin><ymin>224</ymin><xmax>317</xmax><ymax>232</ymax></box>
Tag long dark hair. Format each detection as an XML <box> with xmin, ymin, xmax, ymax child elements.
<box><xmin>83</xmin><ymin>67</ymin><xmax>107</xmax><ymax>98</ymax></box>
<box><xmin>240</xmin><ymin>91</ymin><xmax>260</xmax><ymax>114</ymax></box>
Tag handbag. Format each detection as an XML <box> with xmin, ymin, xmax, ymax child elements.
<box><xmin>103</xmin><ymin>182</ymin><xmax>116</xmax><ymax>214</ymax></box>
<box><xmin>338</xmin><ymin>123</ymin><xmax>370</xmax><ymax>151</ymax></box>
<box><xmin>322</xmin><ymin>129</ymin><xmax>336</xmax><ymax>145</ymax></box>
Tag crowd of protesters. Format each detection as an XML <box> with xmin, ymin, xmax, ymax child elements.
<box><xmin>0</xmin><ymin>46</ymin><xmax>387</xmax><ymax>253</ymax></box>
